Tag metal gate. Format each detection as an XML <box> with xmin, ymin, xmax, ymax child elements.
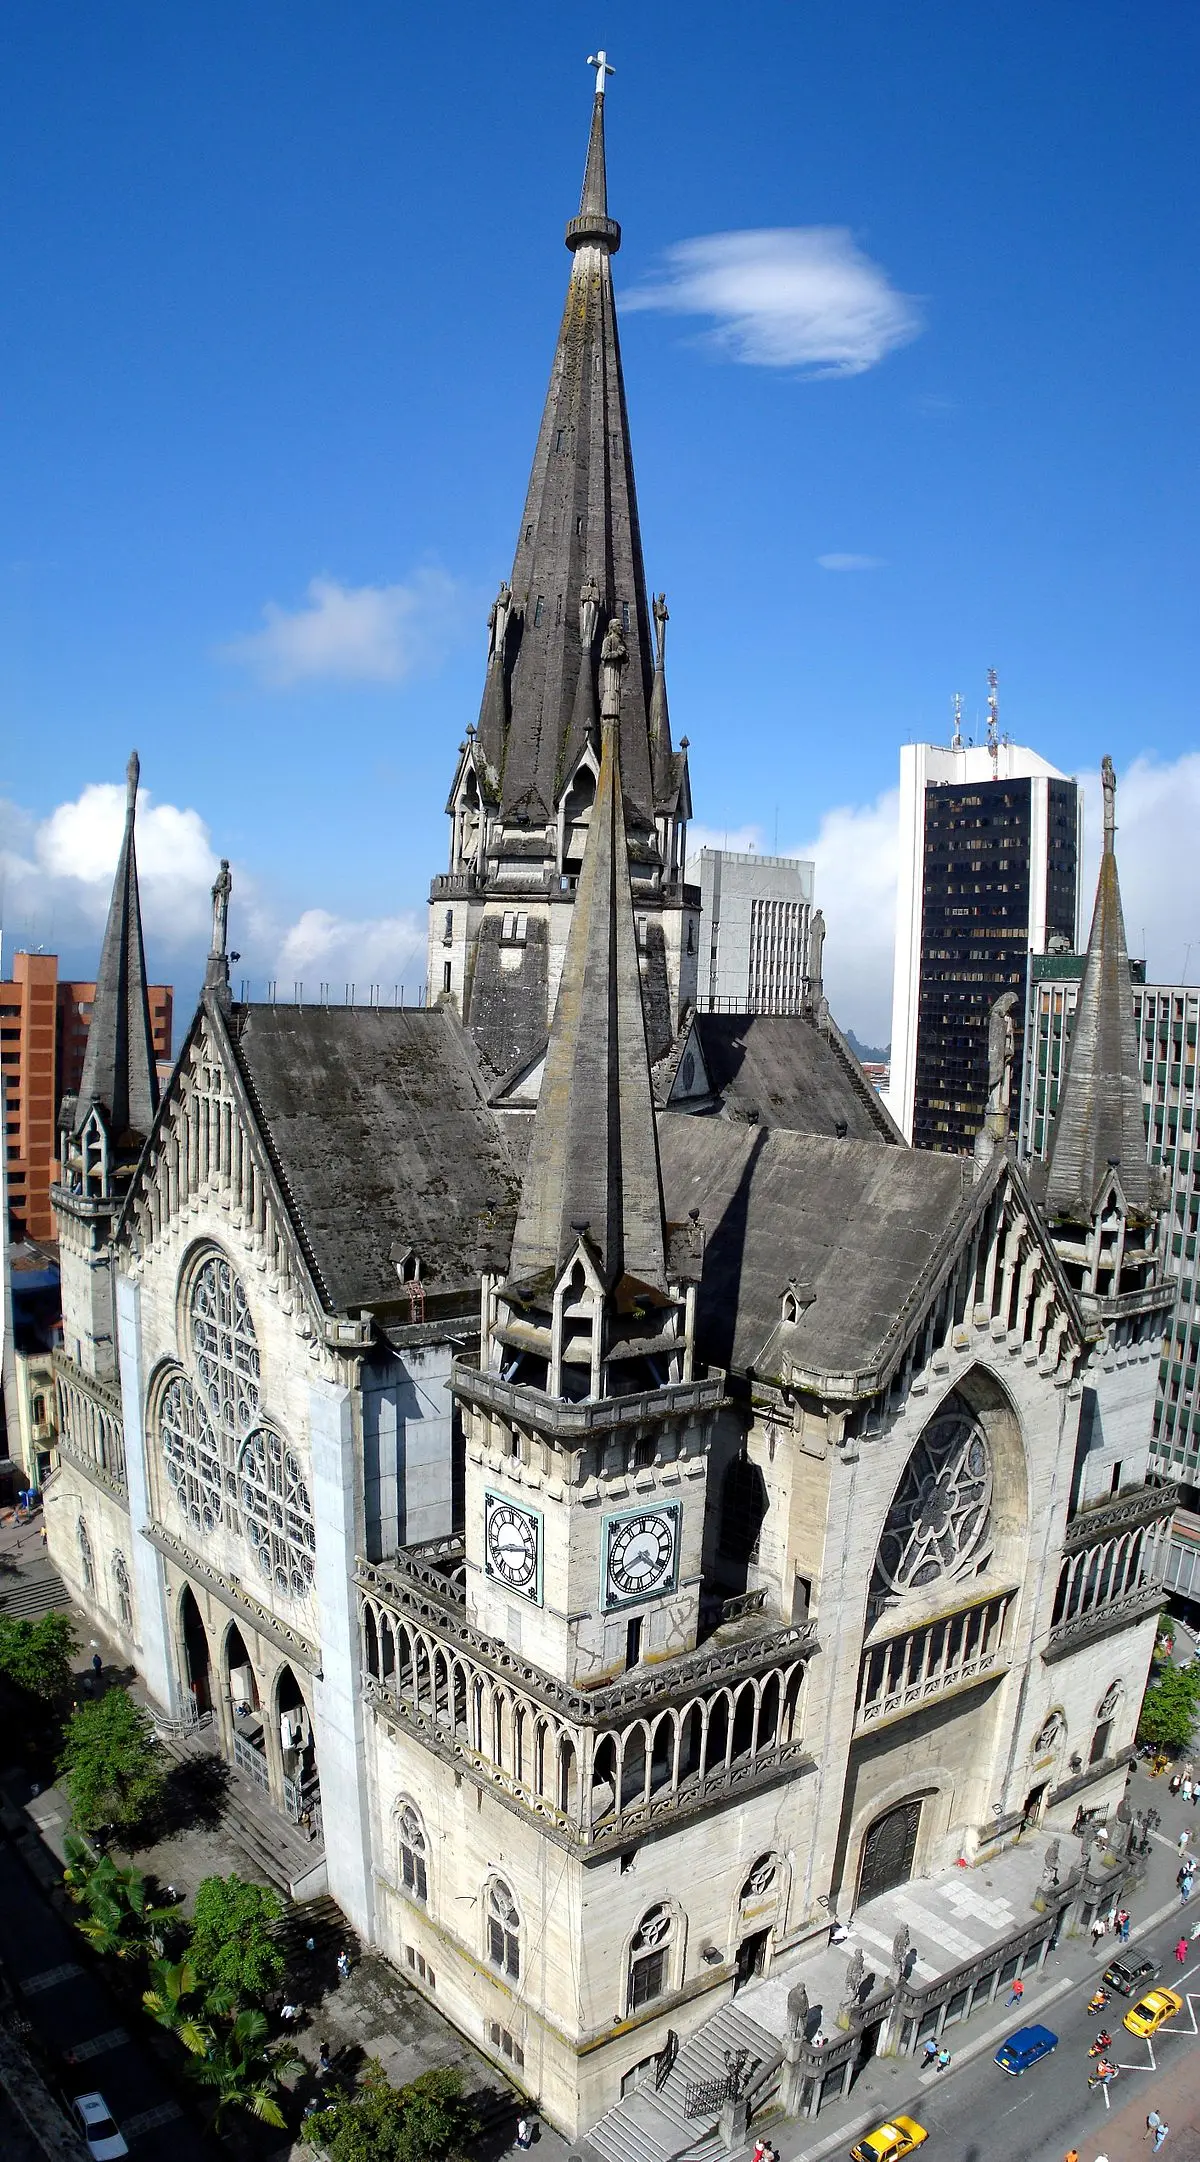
<box><xmin>233</xmin><ymin>1732</ymin><xmax>269</xmax><ymax>1793</ymax></box>
<box><xmin>857</xmin><ymin>1798</ymin><xmax>921</xmax><ymax>1905</ymax></box>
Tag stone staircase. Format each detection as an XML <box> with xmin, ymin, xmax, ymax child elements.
<box><xmin>0</xmin><ymin>1566</ymin><xmax>68</xmax><ymax>1619</ymax></box>
<box><xmin>158</xmin><ymin>1723</ymin><xmax>326</xmax><ymax>1898</ymax></box>
<box><xmin>587</xmin><ymin>2000</ymin><xmax>780</xmax><ymax>2162</ymax></box>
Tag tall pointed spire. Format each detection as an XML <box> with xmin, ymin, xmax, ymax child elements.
<box><xmin>74</xmin><ymin>751</ymin><xmax>159</xmax><ymax>1148</ymax></box>
<box><xmin>490</xmin><ymin>55</ymin><xmax>657</xmax><ymax>826</ymax></box>
<box><xmin>507</xmin><ymin>620</ymin><xmax>667</xmax><ymax>1294</ymax></box>
<box><xmin>1045</xmin><ymin>757</ymin><xmax>1151</xmax><ymax>1220</ymax></box>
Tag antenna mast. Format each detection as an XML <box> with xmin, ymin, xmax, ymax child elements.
<box><xmin>986</xmin><ymin>667</ymin><xmax>999</xmax><ymax>775</ymax></box>
<box><xmin>950</xmin><ymin>691</ymin><xmax>963</xmax><ymax>751</ymax></box>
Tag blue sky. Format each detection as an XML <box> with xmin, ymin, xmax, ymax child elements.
<box><xmin>2</xmin><ymin>2</ymin><xmax>1197</xmax><ymax>1041</ymax></box>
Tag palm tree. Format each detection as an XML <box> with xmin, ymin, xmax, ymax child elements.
<box><xmin>188</xmin><ymin>2007</ymin><xmax>302</xmax><ymax>2130</ymax></box>
<box><xmin>63</xmin><ymin>1835</ymin><xmax>175</xmax><ymax>1961</ymax></box>
<box><xmin>142</xmin><ymin>1959</ymin><xmax>213</xmax><ymax>2057</ymax></box>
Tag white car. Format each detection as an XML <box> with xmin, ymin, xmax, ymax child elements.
<box><xmin>72</xmin><ymin>2093</ymin><xmax>129</xmax><ymax>2160</ymax></box>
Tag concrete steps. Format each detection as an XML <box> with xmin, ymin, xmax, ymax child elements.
<box><xmin>0</xmin><ymin>1570</ymin><xmax>68</xmax><ymax>1619</ymax></box>
<box><xmin>588</xmin><ymin>1999</ymin><xmax>779</xmax><ymax>2162</ymax></box>
<box><xmin>159</xmin><ymin>1730</ymin><xmax>325</xmax><ymax>1898</ymax></box>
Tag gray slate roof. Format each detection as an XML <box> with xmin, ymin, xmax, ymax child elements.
<box><xmin>657</xmin><ymin>1116</ymin><xmax>970</xmax><ymax>1381</ymax></box>
<box><xmin>229</xmin><ymin>1005</ymin><xmax>520</xmax><ymax>1313</ymax></box>
<box><xmin>687</xmin><ymin>1013</ymin><xmax>901</xmax><ymax>1143</ymax></box>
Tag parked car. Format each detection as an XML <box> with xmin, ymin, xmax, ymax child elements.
<box><xmin>994</xmin><ymin>2024</ymin><xmax>1058</xmax><ymax>2074</ymax></box>
<box><xmin>72</xmin><ymin>2093</ymin><xmax>129</xmax><ymax>2161</ymax></box>
<box><xmin>1124</xmin><ymin>1987</ymin><xmax>1183</xmax><ymax>2038</ymax></box>
<box><xmin>1102</xmin><ymin>1954</ymin><xmax>1157</xmax><ymax>1996</ymax></box>
<box><xmin>850</xmin><ymin>2119</ymin><xmax>928</xmax><ymax>2162</ymax></box>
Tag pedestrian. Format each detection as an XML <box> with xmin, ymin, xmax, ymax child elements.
<box><xmin>280</xmin><ymin>2002</ymin><xmax>301</xmax><ymax>2025</ymax></box>
<box><xmin>1007</xmin><ymin>1975</ymin><xmax>1025</xmax><ymax>2007</ymax></box>
<box><xmin>516</xmin><ymin>2117</ymin><xmax>533</xmax><ymax>2150</ymax></box>
<box><xmin>1182</xmin><ymin>1877</ymin><xmax>1193</xmax><ymax>1905</ymax></box>
<box><xmin>1064</xmin><ymin>2150</ymin><xmax>1079</xmax><ymax>2162</ymax></box>
<box><xmin>935</xmin><ymin>2046</ymin><xmax>950</xmax><ymax>2073</ymax></box>
<box><xmin>336</xmin><ymin>1950</ymin><xmax>351</xmax><ymax>1982</ymax></box>
<box><xmin>752</xmin><ymin>2140</ymin><xmax>767</xmax><ymax>2162</ymax></box>
<box><xmin>920</xmin><ymin>2038</ymin><xmax>938</xmax><ymax>2069</ymax></box>
<box><xmin>1090</xmin><ymin>1915</ymin><xmax>1107</xmax><ymax>1946</ymax></box>
<box><xmin>317</xmin><ymin>2040</ymin><xmax>331</xmax><ymax>2078</ymax></box>
<box><xmin>1176</xmin><ymin>1936</ymin><xmax>1188</xmax><ymax>1964</ymax></box>
<box><xmin>1147</xmin><ymin>2111</ymin><xmax>1165</xmax><ymax>2142</ymax></box>
<box><xmin>1184</xmin><ymin>1779</ymin><xmax>1194</xmax><ymax>1805</ymax></box>
<box><xmin>1178</xmin><ymin>1829</ymin><xmax>1190</xmax><ymax>1853</ymax></box>
<box><xmin>90</xmin><ymin>1651</ymin><xmax>102</xmax><ymax>1676</ymax></box>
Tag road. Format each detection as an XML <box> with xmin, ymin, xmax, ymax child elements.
<box><xmin>0</xmin><ymin>1838</ymin><xmax>213</xmax><ymax>2162</ymax></box>
<box><xmin>858</xmin><ymin>1901</ymin><xmax>1200</xmax><ymax>2162</ymax></box>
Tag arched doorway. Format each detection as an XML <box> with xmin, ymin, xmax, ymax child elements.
<box><xmin>856</xmin><ymin>1798</ymin><xmax>922</xmax><ymax>1907</ymax></box>
<box><xmin>180</xmin><ymin>1587</ymin><xmax>212</xmax><ymax>1717</ymax></box>
<box><xmin>225</xmin><ymin>1624</ymin><xmax>269</xmax><ymax>1796</ymax></box>
<box><xmin>277</xmin><ymin>1665</ymin><xmax>321</xmax><ymax>1837</ymax></box>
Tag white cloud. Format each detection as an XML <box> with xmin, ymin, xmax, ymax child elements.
<box><xmin>817</xmin><ymin>553</ymin><xmax>886</xmax><ymax>572</ymax></box>
<box><xmin>1</xmin><ymin>779</ymin><xmax>223</xmax><ymax>960</ymax></box>
<box><xmin>222</xmin><ymin>567</ymin><xmax>462</xmax><ymax>688</ymax></box>
<box><xmin>625</xmin><ymin>228</ymin><xmax>922</xmax><ymax>376</ymax></box>
<box><xmin>1078</xmin><ymin>751</ymin><xmax>1200</xmax><ymax>985</ymax></box>
<box><xmin>273</xmin><ymin>907</ymin><xmax>426</xmax><ymax>994</ymax></box>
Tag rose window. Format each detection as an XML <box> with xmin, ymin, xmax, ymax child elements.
<box><xmin>872</xmin><ymin>1392</ymin><xmax>993</xmax><ymax>1601</ymax></box>
<box><xmin>191</xmin><ymin>1254</ymin><xmax>260</xmax><ymax>1442</ymax></box>
<box><xmin>161</xmin><ymin>1372</ymin><xmax>223</xmax><ymax>1537</ymax></box>
<box><xmin>238</xmin><ymin>1428</ymin><xmax>316</xmax><ymax>1599</ymax></box>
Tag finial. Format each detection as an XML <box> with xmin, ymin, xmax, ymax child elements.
<box><xmin>653</xmin><ymin>591</ymin><xmax>669</xmax><ymax>667</ymax></box>
<box><xmin>1102</xmin><ymin>754</ymin><xmax>1117</xmax><ymax>851</ymax></box>
<box><xmin>126</xmin><ymin>750</ymin><xmax>140</xmax><ymax>809</ymax></box>
<box><xmin>950</xmin><ymin>692</ymin><xmax>963</xmax><ymax>751</ymax></box>
<box><xmin>587</xmin><ymin>50</ymin><xmax>615</xmax><ymax>97</ymax></box>
<box><xmin>599</xmin><ymin>617</ymin><xmax>628</xmax><ymax>726</ymax></box>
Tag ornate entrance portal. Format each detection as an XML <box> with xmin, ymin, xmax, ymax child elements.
<box><xmin>856</xmin><ymin>1799</ymin><xmax>921</xmax><ymax>1906</ymax></box>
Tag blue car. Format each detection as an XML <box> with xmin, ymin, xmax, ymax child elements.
<box><xmin>994</xmin><ymin>2024</ymin><xmax>1058</xmax><ymax>2075</ymax></box>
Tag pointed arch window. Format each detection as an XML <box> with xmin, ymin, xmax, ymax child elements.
<box><xmin>112</xmin><ymin>1551</ymin><xmax>134</xmax><ymax>1632</ymax></box>
<box><xmin>77</xmin><ymin>1516</ymin><xmax>94</xmax><ymax>1593</ymax></box>
<box><xmin>161</xmin><ymin>1372</ymin><xmax>224</xmax><ymax>1538</ymax></box>
<box><xmin>486</xmin><ymin>1878</ymin><xmax>520</xmax><ymax>1979</ymax></box>
<box><xmin>871</xmin><ymin>1391</ymin><xmax>993</xmax><ymax>1610</ymax></box>
<box><xmin>190</xmin><ymin>1254</ymin><xmax>261</xmax><ymax>1442</ymax></box>
<box><xmin>628</xmin><ymin>1903</ymin><xmax>673</xmax><ymax>2010</ymax></box>
<box><xmin>397</xmin><ymin>1801</ymin><xmax>428</xmax><ymax>1902</ymax></box>
<box><xmin>238</xmin><ymin>1429</ymin><xmax>316</xmax><ymax>1600</ymax></box>
<box><xmin>1091</xmin><ymin>1680</ymin><xmax>1124</xmax><ymax>1766</ymax></box>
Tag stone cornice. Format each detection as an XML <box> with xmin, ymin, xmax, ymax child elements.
<box><xmin>144</xmin><ymin>1522</ymin><xmax>320</xmax><ymax>1674</ymax></box>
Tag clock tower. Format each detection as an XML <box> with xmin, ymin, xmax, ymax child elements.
<box><xmin>454</xmin><ymin>623</ymin><xmax>721</xmax><ymax>1687</ymax></box>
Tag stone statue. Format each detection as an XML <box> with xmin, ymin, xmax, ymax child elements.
<box><xmin>599</xmin><ymin>617</ymin><xmax>627</xmax><ymax>724</ymax></box>
<box><xmin>210</xmin><ymin>859</ymin><xmax>232</xmax><ymax>959</ymax></box>
<box><xmin>786</xmin><ymin>1980</ymin><xmax>809</xmax><ymax>2038</ymax></box>
<box><xmin>891</xmin><ymin>1925</ymin><xmax>910</xmax><ymax>1977</ymax></box>
<box><xmin>986</xmin><ymin>991</ymin><xmax>1017</xmax><ymax>1122</ymax></box>
<box><xmin>1041</xmin><ymin>1838</ymin><xmax>1060</xmax><ymax>1883</ymax></box>
<box><xmin>840</xmin><ymin>1947</ymin><xmax>865</xmax><ymax>2008</ymax></box>
<box><xmin>1101</xmin><ymin>753</ymin><xmax>1116</xmax><ymax>843</ymax></box>
<box><xmin>653</xmin><ymin>590</ymin><xmax>669</xmax><ymax>666</ymax></box>
<box><xmin>487</xmin><ymin>581</ymin><xmax>512</xmax><ymax>662</ymax></box>
<box><xmin>579</xmin><ymin>574</ymin><xmax>602</xmax><ymax>654</ymax></box>
<box><xmin>807</xmin><ymin>908</ymin><xmax>825</xmax><ymax>990</ymax></box>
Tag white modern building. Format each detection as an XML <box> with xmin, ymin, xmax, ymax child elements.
<box><xmin>695</xmin><ymin>849</ymin><xmax>815</xmax><ymax>1014</ymax></box>
<box><xmin>885</xmin><ymin>731</ymin><xmax>1081</xmax><ymax>1151</ymax></box>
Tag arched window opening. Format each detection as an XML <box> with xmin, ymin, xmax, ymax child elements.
<box><xmin>628</xmin><ymin>1904</ymin><xmax>673</xmax><ymax>2011</ymax></box>
<box><xmin>397</xmin><ymin>1802</ymin><xmax>428</xmax><ymax>1902</ymax></box>
<box><xmin>112</xmin><ymin>1551</ymin><xmax>133</xmax><ymax>1632</ymax></box>
<box><xmin>1091</xmin><ymin>1681</ymin><xmax>1124</xmax><ymax>1767</ymax></box>
<box><xmin>740</xmin><ymin>1855</ymin><xmax>778</xmax><ymax>1903</ymax></box>
<box><xmin>161</xmin><ymin>1371</ymin><xmax>223</xmax><ymax>1538</ymax></box>
<box><xmin>237</xmin><ymin>1428</ymin><xmax>316</xmax><ymax>1599</ymax></box>
<box><xmin>719</xmin><ymin>1454</ymin><xmax>769</xmax><ymax>1568</ymax></box>
<box><xmin>731</xmin><ymin>1683</ymin><xmax>757</xmax><ymax>1763</ymax></box>
<box><xmin>77</xmin><ymin>1516</ymin><xmax>94</xmax><ymax>1592</ymax></box>
<box><xmin>190</xmin><ymin>1252</ymin><xmax>260</xmax><ymax>1441</ymax></box>
<box><xmin>486</xmin><ymin>1879</ymin><xmax>520</xmax><ymax>1979</ymax></box>
<box><xmin>363</xmin><ymin>1605</ymin><xmax>380</xmax><ymax>1679</ymax></box>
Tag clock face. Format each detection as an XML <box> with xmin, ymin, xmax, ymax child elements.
<box><xmin>604</xmin><ymin>1504</ymin><xmax>681</xmax><ymax>1609</ymax></box>
<box><xmin>484</xmin><ymin>1493</ymin><xmax>541</xmax><ymax>1602</ymax></box>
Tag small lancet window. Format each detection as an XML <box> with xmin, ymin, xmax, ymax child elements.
<box><xmin>534</xmin><ymin>596</ymin><xmax>545</xmax><ymax>627</ymax></box>
<box><xmin>622</xmin><ymin>600</ymin><xmax>631</xmax><ymax>632</ymax></box>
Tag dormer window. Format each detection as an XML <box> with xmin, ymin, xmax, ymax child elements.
<box><xmin>392</xmin><ymin>1246</ymin><xmax>422</xmax><ymax>1286</ymax></box>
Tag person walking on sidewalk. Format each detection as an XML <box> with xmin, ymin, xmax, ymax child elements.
<box><xmin>1176</xmin><ymin>1936</ymin><xmax>1188</xmax><ymax>1963</ymax></box>
<box><xmin>1007</xmin><ymin>1975</ymin><xmax>1025</xmax><ymax>2007</ymax></box>
<box><xmin>1146</xmin><ymin>2111</ymin><xmax>1167</xmax><ymax>2150</ymax></box>
<box><xmin>935</xmin><ymin>2047</ymin><xmax>950</xmax><ymax>2073</ymax></box>
<box><xmin>1178</xmin><ymin>1828</ymin><xmax>1190</xmax><ymax>1853</ymax></box>
<box><xmin>920</xmin><ymin>2039</ymin><xmax>938</xmax><ymax>2069</ymax></box>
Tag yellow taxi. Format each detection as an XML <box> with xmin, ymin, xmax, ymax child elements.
<box><xmin>850</xmin><ymin>2118</ymin><xmax>928</xmax><ymax>2162</ymax></box>
<box><xmin>1123</xmin><ymin>1986</ymin><xmax>1183</xmax><ymax>2038</ymax></box>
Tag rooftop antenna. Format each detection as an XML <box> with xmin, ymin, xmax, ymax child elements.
<box><xmin>986</xmin><ymin>667</ymin><xmax>1000</xmax><ymax>775</ymax></box>
<box><xmin>950</xmin><ymin>691</ymin><xmax>963</xmax><ymax>751</ymax></box>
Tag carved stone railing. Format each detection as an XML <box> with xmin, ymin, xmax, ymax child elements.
<box><xmin>391</xmin><ymin>1534</ymin><xmax>467</xmax><ymax>1606</ymax></box>
<box><xmin>453</xmin><ymin>1359</ymin><xmax>725</xmax><ymax>1440</ymax></box>
<box><xmin>1044</xmin><ymin>1577</ymin><xmax>1163</xmax><ymax>1662</ymax></box>
<box><xmin>53</xmin><ymin>1351</ymin><xmax>127</xmax><ymax>1497</ymax></box>
<box><xmin>356</xmin><ymin>1555</ymin><xmax>817</xmax><ymax>1723</ymax></box>
<box><xmin>1064</xmin><ymin>1480</ymin><xmax>1179</xmax><ymax>1552</ymax></box>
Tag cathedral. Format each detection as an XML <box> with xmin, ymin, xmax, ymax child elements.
<box><xmin>46</xmin><ymin>65</ymin><xmax>1176</xmax><ymax>2144</ymax></box>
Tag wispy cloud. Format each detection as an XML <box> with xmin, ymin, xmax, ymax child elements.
<box><xmin>625</xmin><ymin>227</ymin><xmax>922</xmax><ymax>375</ymax></box>
<box><xmin>274</xmin><ymin>907</ymin><xmax>426</xmax><ymax>991</ymax></box>
<box><xmin>817</xmin><ymin>553</ymin><xmax>886</xmax><ymax>572</ymax></box>
<box><xmin>222</xmin><ymin>567</ymin><xmax>462</xmax><ymax>688</ymax></box>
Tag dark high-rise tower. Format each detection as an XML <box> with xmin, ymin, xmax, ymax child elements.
<box><xmin>428</xmin><ymin>63</ymin><xmax>696</xmax><ymax>1078</ymax></box>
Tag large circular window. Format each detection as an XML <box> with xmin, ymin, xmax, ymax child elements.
<box><xmin>873</xmin><ymin>1392</ymin><xmax>993</xmax><ymax>1598</ymax></box>
<box><xmin>238</xmin><ymin>1428</ymin><xmax>316</xmax><ymax>1601</ymax></box>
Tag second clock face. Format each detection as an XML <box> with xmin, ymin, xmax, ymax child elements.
<box><xmin>484</xmin><ymin>1493</ymin><xmax>541</xmax><ymax>1602</ymax></box>
<box><xmin>604</xmin><ymin>1505</ymin><xmax>681</xmax><ymax>1609</ymax></box>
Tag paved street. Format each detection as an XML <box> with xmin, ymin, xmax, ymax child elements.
<box><xmin>0</xmin><ymin>1838</ymin><xmax>212</xmax><ymax>2162</ymax></box>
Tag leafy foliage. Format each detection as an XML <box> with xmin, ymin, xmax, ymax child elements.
<box><xmin>63</xmin><ymin>1832</ymin><xmax>175</xmax><ymax>1960</ymax></box>
<box><xmin>0</xmin><ymin>1610</ymin><xmax>77</xmax><ymax>1702</ymax></box>
<box><xmin>143</xmin><ymin>1958</ymin><xmax>214</xmax><ymax>2056</ymax></box>
<box><xmin>189</xmin><ymin>1873</ymin><xmax>285</xmax><ymax>2007</ymax></box>
<box><xmin>57</xmin><ymin>1688</ymin><xmax>167</xmax><ymax>1835</ymax></box>
<box><xmin>1139</xmin><ymin>1662</ymin><xmax>1200</xmax><ymax>1753</ymax></box>
<box><xmin>188</xmin><ymin>2006</ymin><xmax>301</xmax><ymax>2128</ymax></box>
<box><xmin>301</xmin><ymin>2062</ymin><xmax>479</xmax><ymax>2162</ymax></box>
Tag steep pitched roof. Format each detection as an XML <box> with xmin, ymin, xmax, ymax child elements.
<box><xmin>683</xmin><ymin>1013</ymin><xmax>903</xmax><ymax>1142</ymax></box>
<box><xmin>488</xmin><ymin>83</ymin><xmax>668</xmax><ymax>826</ymax></box>
<box><xmin>73</xmin><ymin>751</ymin><xmax>159</xmax><ymax>1146</ymax></box>
<box><xmin>227</xmin><ymin>1004</ymin><xmax>520</xmax><ymax>1311</ymax></box>
<box><xmin>507</xmin><ymin>631</ymin><xmax>667</xmax><ymax>1293</ymax></box>
<box><xmin>1045</xmin><ymin>761</ymin><xmax>1151</xmax><ymax>1221</ymax></box>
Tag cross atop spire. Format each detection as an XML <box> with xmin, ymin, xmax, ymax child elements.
<box><xmin>587</xmin><ymin>49</ymin><xmax>614</xmax><ymax>97</ymax></box>
<box><xmin>569</xmin><ymin>55</ymin><xmax>621</xmax><ymax>250</ymax></box>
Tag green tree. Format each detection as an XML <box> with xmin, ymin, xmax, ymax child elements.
<box><xmin>63</xmin><ymin>1832</ymin><xmax>175</xmax><ymax>1960</ymax></box>
<box><xmin>1139</xmin><ymin>1663</ymin><xmax>1200</xmax><ymax>1753</ymax></box>
<box><xmin>189</xmin><ymin>1874</ymin><xmax>284</xmax><ymax>2008</ymax></box>
<box><xmin>188</xmin><ymin>2006</ymin><xmax>301</xmax><ymax>2129</ymax></box>
<box><xmin>143</xmin><ymin>1958</ymin><xmax>214</xmax><ymax>2057</ymax></box>
<box><xmin>0</xmin><ymin>1610</ymin><xmax>77</xmax><ymax>1703</ymax></box>
<box><xmin>301</xmin><ymin>2062</ymin><xmax>478</xmax><ymax>2162</ymax></box>
<box><xmin>58</xmin><ymin>1689</ymin><xmax>167</xmax><ymax>1837</ymax></box>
